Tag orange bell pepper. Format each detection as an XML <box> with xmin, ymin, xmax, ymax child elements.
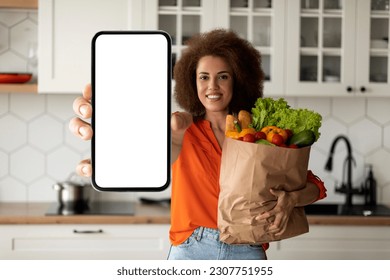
<box><xmin>260</xmin><ymin>126</ymin><xmax>288</xmax><ymax>143</ymax></box>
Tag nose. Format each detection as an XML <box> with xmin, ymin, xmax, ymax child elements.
<box><xmin>208</xmin><ymin>77</ymin><xmax>219</xmax><ymax>90</ymax></box>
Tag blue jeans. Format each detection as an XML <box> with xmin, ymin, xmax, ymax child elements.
<box><xmin>167</xmin><ymin>227</ymin><xmax>267</xmax><ymax>260</ymax></box>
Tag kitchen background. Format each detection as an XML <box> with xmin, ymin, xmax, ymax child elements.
<box><xmin>0</xmin><ymin>6</ymin><xmax>390</xmax><ymax>206</ymax></box>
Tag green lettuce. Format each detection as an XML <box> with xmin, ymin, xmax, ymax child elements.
<box><xmin>251</xmin><ymin>97</ymin><xmax>322</xmax><ymax>141</ymax></box>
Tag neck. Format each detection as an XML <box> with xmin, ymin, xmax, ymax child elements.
<box><xmin>205</xmin><ymin>111</ymin><xmax>227</xmax><ymax>131</ymax></box>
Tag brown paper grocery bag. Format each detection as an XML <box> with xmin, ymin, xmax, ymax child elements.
<box><xmin>218</xmin><ymin>137</ymin><xmax>310</xmax><ymax>244</ymax></box>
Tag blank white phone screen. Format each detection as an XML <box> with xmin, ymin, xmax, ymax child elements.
<box><xmin>92</xmin><ymin>31</ymin><xmax>171</xmax><ymax>191</ymax></box>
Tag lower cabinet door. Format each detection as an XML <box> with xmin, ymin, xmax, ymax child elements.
<box><xmin>0</xmin><ymin>224</ymin><xmax>170</xmax><ymax>260</ymax></box>
<box><xmin>266</xmin><ymin>225</ymin><xmax>390</xmax><ymax>260</ymax></box>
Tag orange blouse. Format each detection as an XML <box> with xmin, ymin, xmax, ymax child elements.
<box><xmin>170</xmin><ymin>119</ymin><xmax>327</xmax><ymax>246</ymax></box>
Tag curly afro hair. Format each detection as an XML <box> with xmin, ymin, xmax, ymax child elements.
<box><xmin>173</xmin><ymin>28</ymin><xmax>264</xmax><ymax>117</ymax></box>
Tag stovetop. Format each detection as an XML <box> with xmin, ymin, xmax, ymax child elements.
<box><xmin>45</xmin><ymin>201</ymin><xmax>135</xmax><ymax>216</ymax></box>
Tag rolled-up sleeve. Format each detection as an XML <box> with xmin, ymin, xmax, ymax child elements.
<box><xmin>307</xmin><ymin>170</ymin><xmax>327</xmax><ymax>201</ymax></box>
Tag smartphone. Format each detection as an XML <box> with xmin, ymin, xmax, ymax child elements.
<box><xmin>91</xmin><ymin>31</ymin><xmax>171</xmax><ymax>192</ymax></box>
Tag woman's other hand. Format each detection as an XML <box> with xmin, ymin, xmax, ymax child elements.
<box><xmin>69</xmin><ymin>84</ymin><xmax>93</xmax><ymax>177</ymax></box>
<box><xmin>171</xmin><ymin>111</ymin><xmax>193</xmax><ymax>163</ymax></box>
<box><xmin>171</xmin><ymin>111</ymin><xmax>192</xmax><ymax>132</ymax></box>
<box><xmin>257</xmin><ymin>189</ymin><xmax>297</xmax><ymax>237</ymax></box>
<box><xmin>257</xmin><ymin>179</ymin><xmax>320</xmax><ymax>236</ymax></box>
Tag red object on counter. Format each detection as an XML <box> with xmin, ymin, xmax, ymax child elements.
<box><xmin>0</xmin><ymin>73</ymin><xmax>32</xmax><ymax>83</ymax></box>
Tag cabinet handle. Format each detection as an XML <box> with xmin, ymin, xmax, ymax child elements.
<box><xmin>360</xmin><ymin>86</ymin><xmax>366</xmax><ymax>93</ymax></box>
<box><xmin>73</xmin><ymin>229</ymin><xmax>104</xmax><ymax>234</ymax></box>
<box><xmin>346</xmin><ymin>86</ymin><xmax>353</xmax><ymax>92</ymax></box>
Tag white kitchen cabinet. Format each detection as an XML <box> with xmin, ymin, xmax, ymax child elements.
<box><xmin>132</xmin><ymin>0</ymin><xmax>286</xmax><ymax>96</ymax></box>
<box><xmin>135</xmin><ymin>0</ymin><xmax>390</xmax><ymax>97</ymax></box>
<box><xmin>266</xmin><ymin>225</ymin><xmax>390</xmax><ymax>259</ymax></box>
<box><xmin>286</xmin><ymin>0</ymin><xmax>390</xmax><ymax>97</ymax></box>
<box><xmin>0</xmin><ymin>224</ymin><xmax>170</xmax><ymax>259</ymax></box>
<box><xmin>38</xmin><ymin>0</ymin><xmax>389</xmax><ymax>96</ymax></box>
<box><xmin>219</xmin><ymin>0</ymin><xmax>286</xmax><ymax>96</ymax></box>
<box><xmin>355</xmin><ymin>0</ymin><xmax>390</xmax><ymax>96</ymax></box>
<box><xmin>38</xmin><ymin>0</ymin><xmax>129</xmax><ymax>93</ymax></box>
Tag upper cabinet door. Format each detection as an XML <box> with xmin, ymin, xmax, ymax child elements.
<box><xmin>286</xmin><ymin>0</ymin><xmax>356</xmax><ymax>96</ymax></box>
<box><xmin>136</xmin><ymin>0</ymin><xmax>213</xmax><ymax>72</ymax></box>
<box><xmin>286</xmin><ymin>0</ymin><xmax>390</xmax><ymax>97</ymax></box>
<box><xmin>38</xmin><ymin>0</ymin><xmax>128</xmax><ymax>93</ymax></box>
<box><xmin>217</xmin><ymin>0</ymin><xmax>286</xmax><ymax>96</ymax></box>
<box><xmin>130</xmin><ymin>0</ymin><xmax>212</xmax><ymax>111</ymax></box>
<box><xmin>355</xmin><ymin>0</ymin><xmax>390</xmax><ymax>97</ymax></box>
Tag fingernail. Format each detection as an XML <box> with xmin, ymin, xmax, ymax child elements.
<box><xmin>79</xmin><ymin>105</ymin><xmax>88</xmax><ymax>116</ymax></box>
<box><xmin>79</xmin><ymin>126</ymin><xmax>87</xmax><ymax>137</ymax></box>
<box><xmin>81</xmin><ymin>166</ymin><xmax>89</xmax><ymax>175</ymax></box>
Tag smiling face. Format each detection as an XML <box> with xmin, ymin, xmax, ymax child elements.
<box><xmin>196</xmin><ymin>55</ymin><xmax>233</xmax><ymax>117</ymax></box>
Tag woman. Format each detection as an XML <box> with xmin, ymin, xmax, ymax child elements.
<box><xmin>70</xmin><ymin>29</ymin><xmax>326</xmax><ymax>260</ymax></box>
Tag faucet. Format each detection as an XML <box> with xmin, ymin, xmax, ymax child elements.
<box><xmin>324</xmin><ymin>135</ymin><xmax>363</xmax><ymax>207</ymax></box>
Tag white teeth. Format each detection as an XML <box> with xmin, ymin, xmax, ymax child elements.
<box><xmin>206</xmin><ymin>94</ymin><xmax>221</xmax><ymax>100</ymax></box>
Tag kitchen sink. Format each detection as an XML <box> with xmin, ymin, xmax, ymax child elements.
<box><xmin>304</xmin><ymin>203</ymin><xmax>390</xmax><ymax>216</ymax></box>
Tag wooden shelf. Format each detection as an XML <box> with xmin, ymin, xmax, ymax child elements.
<box><xmin>0</xmin><ymin>0</ymin><xmax>37</xmax><ymax>9</ymax></box>
<box><xmin>0</xmin><ymin>83</ymin><xmax>37</xmax><ymax>93</ymax></box>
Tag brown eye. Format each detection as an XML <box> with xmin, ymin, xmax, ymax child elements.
<box><xmin>219</xmin><ymin>74</ymin><xmax>229</xmax><ymax>80</ymax></box>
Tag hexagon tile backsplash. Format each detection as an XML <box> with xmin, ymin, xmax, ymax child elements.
<box><xmin>0</xmin><ymin>93</ymin><xmax>88</xmax><ymax>202</ymax></box>
<box><xmin>0</xmin><ymin>9</ymin><xmax>138</xmax><ymax>202</ymax></box>
<box><xmin>0</xmin><ymin>9</ymin><xmax>390</xmax><ymax>205</ymax></box>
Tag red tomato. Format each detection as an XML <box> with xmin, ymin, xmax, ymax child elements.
<box><xmin>254</xmin><ymin>131</ymin><xmax>266</xmax><ymax>141</ymax></box>
<box><xmin>271</xmin><ymin>134</ymin><xmax>284</xmax><ymax>146</ymax></box>
<box><xmin>263</xmin><ymin>126</ymin><xmax>288</xmax><ymax>142</ymax></box>
<box><xmin>288</xmin><ymin>144</ymin><xmax>299</xmax><ymax>149</ymax></box>
<box><xmin>243</xmin><ymin>133</ymin><xmax>255</xmax><ymax>143</ymax></box>
<box><xmin>238</xmin><ymin>137</ymin><xmax>244</xmax><ymax>141</ymax></box>
<box><xmin>285</xmin><ymin>129</ymin><xmax>293</xmax><ymax>139</ymax></box>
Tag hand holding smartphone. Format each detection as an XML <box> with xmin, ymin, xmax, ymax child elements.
<box><xmin>91</xmin><ymin>31</ymin><xmax>171</xmax><ymax>192</ymax></box>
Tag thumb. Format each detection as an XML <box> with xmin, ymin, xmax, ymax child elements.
<box><xmin>270</xmin><ymin>188</ymin><xmax>284</xmax><ymax>197</ymax></box>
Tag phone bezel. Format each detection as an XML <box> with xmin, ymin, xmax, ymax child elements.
<box><xmin>91</xmin><ymin>30</ymin><xmax>171</xmax><ymax>192</ymax></box>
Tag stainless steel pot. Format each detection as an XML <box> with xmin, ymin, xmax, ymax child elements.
<box><xmin>53</xmin><ymin>173</ymin><xmax>92</xmax><ymax>213</ymax></box>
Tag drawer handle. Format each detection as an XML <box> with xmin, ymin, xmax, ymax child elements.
<box><xmin>73</xmin><ymin>229</ymin><xmax>104</xmax><ymax>234</ymax></box>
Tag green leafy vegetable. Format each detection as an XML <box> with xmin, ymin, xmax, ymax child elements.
<box><xmin>251</xmin><ymin>98</ymin><xmax>289</xmax><ymax>131</ymax></box>
<box><xmin>251</xmin><ymin>97</ymin><xmax>322</xmax><ymax>141</ymax></box>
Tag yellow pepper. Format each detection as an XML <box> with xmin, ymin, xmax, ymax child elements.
<box><xmin>225</xmin><ymin>131</ymin><xmax>240</xmax><ymax>139</ymax></box>
<box><xmin>238</xmin><ymin>127</ymin><xmax>256</xmax><ymax>138</ymax></box>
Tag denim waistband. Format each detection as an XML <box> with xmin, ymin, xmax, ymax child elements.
<box><xmin>193</xmin><ymin>227</ymin><xmax>220</xmax><ymax>242</ymax></box>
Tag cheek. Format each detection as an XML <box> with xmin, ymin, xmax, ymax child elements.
<box><xmin>196</xmin><ymin>80</ymin><xmax>205</xmax><ymax>91</ymax></box>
